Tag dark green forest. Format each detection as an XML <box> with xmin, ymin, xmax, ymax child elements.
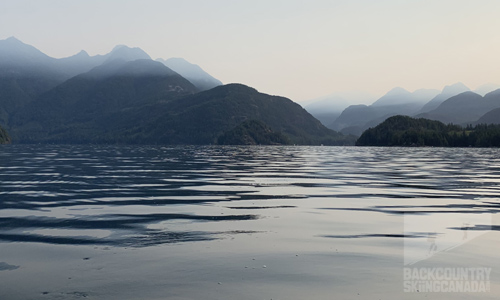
<box><xmin>217</xmin><ymin>120</ymin><xmax>291</xmax><ymax>145</ymax></box>
<box><xmin>0</xmin><ymin>125</ymin><xmax>10</xmax><ymax>144</ymax></box>
<box><xmin>356</xmin><ymin>115</ymin><xmax>500</xmax><ymax>147</ymax></box>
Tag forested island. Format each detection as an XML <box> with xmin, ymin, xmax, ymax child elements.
<box><xmin>356</xmin><ymin>115</ymin><xmax>500</xmax><ymax>147</ymax></box>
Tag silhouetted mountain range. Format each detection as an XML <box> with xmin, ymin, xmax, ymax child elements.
<box><xmin>0</xmin><ymin>37</ymin><xmax>152</xmax><ymax>79</ymax></box>
<box><xmin>1</xmin><ymin>37</ymin><xmax>350</xmax><ymax>145</ymax></box>
<box><xmin>303</xmin><ymin>91</ymin><xmax>374</xmax><ymax>127</ymax></box>
<box><xmin>11</xmin><ymin>59</ymin><xmax>197</xmax><ymax>142</ymax></box>
<box><xmin>330</xmin><ymin>87</ymin><xmax>439</xmax><ymax>136</ymax></box>
<box><xmin>4</xmin><ymin>37</ymin><xmax>497</xmax><ymax>145</ymax></box>
<box><xmin>0</xmin><ymin>37</ymin><xmax>158</xmax><ymax>125</ymax></box>
<box><xmin>326</xmin><ymin>82</ymin><xmax>500</xmax><ymax>137</ymax></box>
<box><xmin>418</xmin><ymin>82</ymin><xmax>470</xmax><ymax>113</ymax></box>
<box><xmin>417</xmin><ymin>89</ymin><xmax>500</xmax><ymax>124</ymax></box>
<box><xmin>371</xmin><ymin>87</ymin><xmax>439</xmax><ymax>107</ymax></box>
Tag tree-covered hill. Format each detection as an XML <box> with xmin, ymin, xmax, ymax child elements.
<box><xmin>11</xmin><ymin>81</ymin><xmax>354</xmax><ymax>145</ymax></box>
<box><xmin>132</xmin><ymin>84</ymin><xmax>355</xmax><ymax>145</ymax></box>
<box><xmin>11</xmin><ymin>59</ymin><xmax>197</xmax><ymax>142</ymax></box>
<box><xmin>217</xmin><ymin>120</ymin><xmax>291</xmax><ymax>145</ymax></box>
<box><xmin>356</xmin><ymin>115</ymin><xmax>500</xmax><ymax>147</ymax></box>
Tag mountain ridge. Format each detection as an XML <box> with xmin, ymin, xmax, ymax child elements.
<box><xmin>0</xmin><ymin>37</ymin><xmax>221</xmax><ymax>127</ymax></box>
<box><xmin>156</xmin><ymin>57</ymin><xmax>222</xmax><ymax>91</ymax></box>
<box><xmin>416</xmin><ymin>90</ymin><xmax>500</xmax><ymax>124</ymax></box>
<box><xmin>330</xmin><ymin>87</ymin><xmax>441</xmax><ymax>135</ymax></box>
<box><xmin>12</xmin><ymin>82</ymin><xmax>353</xmax><ymax>145</ymax></box>
<box><xmin>0</xmin><ymin>39</ymin><xmax>351</xmax><ymax>145</ymax></box>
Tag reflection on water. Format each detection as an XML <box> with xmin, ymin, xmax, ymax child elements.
<box><xmin>0</xmin><ymin>145</ymin><xmax>499</xmax><ymax>299</ymax></box>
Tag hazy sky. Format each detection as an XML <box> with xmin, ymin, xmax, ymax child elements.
<box><xmin>1</xmin><ymin>0</ymin><xmax>500</xmax><ymax>102</ymax></box>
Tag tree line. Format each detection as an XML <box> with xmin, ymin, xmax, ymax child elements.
<box><xmin>356</xmin><ymin>115</ymin><xmax>500</xmax><ymax>147</ymax></box>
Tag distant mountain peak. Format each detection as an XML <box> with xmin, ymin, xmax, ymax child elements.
<box><xmin>5</xmin><ymin>36</ymin><xmax>22</xmax><ymax>43</ymax></box>
<box><xmin>1</xmin><ymin>36</ymin><xmax>32</xmax><ymax>47</ymax></box>
<box><xmin>62</xmin><ymin>50</ymin><xmax>90</xmax><ymax>59</ymax></box>
<box><xmin>110</xmin><ymin>45</ymin><xmax>147</xmax><ymax>54</ymax></box>
<box><xmin>370</xmin><ymin>87</ymin><xmax>415</xmax><ymax>107</ymax></box>
<box><xmin>103</xmin><ymin>45</ymin><xmax>151</xmax><ymax>64</ymax></box>
<box><xmin>417</xmin><ymin>83</ymin><xmax>471</xmax><ymax>114</ymax></box>
<box><xmin>441</xmin><ymin>82</ymin><xmax>470</xmax><ymax>95</ymax></box>
<box><xmin>76</xmin><ymin>50</ymin><xmax>89</xmax><ymax>56</ymax></box>
<box><xmin>386</xmin><ymin>87</ymin><xmax>410</xmax><ymax>96</ymax></box>
<box><xmin>446</xmin><ymin>82</ymin><xmax>467</xmax><ymax>88</ymax></box>
<box><xmin>0</xmin><ymin>36</ymin><xmax>53</xmax><ymax>64</ymax></box>
<box><xmin>111</xmin><ymin>45</ymin><xmax>127</xmax><ymax>51</ymax></box>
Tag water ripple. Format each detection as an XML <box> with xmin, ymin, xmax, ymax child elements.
<box><xmin>1</xmin><ymin>145</ymin><xmax>500</xmax><ymax>248</ymax></box>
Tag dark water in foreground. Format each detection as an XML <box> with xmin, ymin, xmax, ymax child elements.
<box><xmin>0</xmin><ymin>145</ymin><xmax>499</xmax><ymax>299</ymax></box>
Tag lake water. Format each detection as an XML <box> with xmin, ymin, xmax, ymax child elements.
<box><xmin>0</xmin><ymin>145</ymin><xmax>499</xmax><ymax>299</ymax></box>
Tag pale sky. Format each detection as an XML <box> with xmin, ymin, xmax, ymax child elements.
<box><xmin>1</xmin><ymin>0</ymin><xmax>500</xmax><ymax>102</ymax></box>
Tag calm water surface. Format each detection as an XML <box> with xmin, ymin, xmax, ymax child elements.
<box><xmin>0</xmin><ymin>145</ymin><xmax>499</xmax><ymax>299</ymax></box>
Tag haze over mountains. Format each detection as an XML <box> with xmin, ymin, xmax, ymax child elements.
<box><xmin>156</xmin><ymin>58</ymin><xmax>222</xmax><ymax>91</ymax></box>
<box><xmin>303</xmin><ymin>91</ymin><xmax>375</xmax><ymax>127</ymax></box>
<box><xmin>417</xmin><ymin>82</ymin><xmax>470</xmax><ymax>113</ymax></box>
<box><xmin>3</xmin><ymin>36</ymin><xmax>500</xmax><ymax>145</ymax></box>
<box><xmin>305</xmin><ymin>82</ymin><xmax>500</xmax><ymax>136</ymax></box>
<box><xmin>417</xmin><ymin>89</ymin><xmax>500</xmax><ymax>125</ymax></box>
<box><xmin>0</xmin><ymin>37</ymin><xmax>351</xmax><ymax>145</ymax></box>
<box><xmin>0</xmin><ymin>37</ymin><xmax>151</xmax><ymax>78</ymax></box>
